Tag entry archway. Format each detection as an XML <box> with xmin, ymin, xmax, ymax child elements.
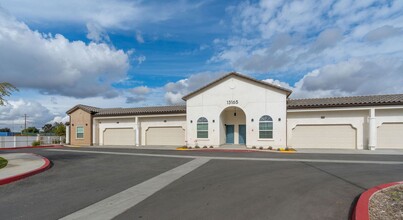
<box><xmin>219</xmin><ymin>107</ymin><xmax>247</xmax><ymax>145</ymax></box>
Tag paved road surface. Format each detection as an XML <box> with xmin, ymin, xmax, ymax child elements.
<box><xmin>1</xmin><ymin>147</ymin><xmax>403</xmax><ymax>220</ymax></box>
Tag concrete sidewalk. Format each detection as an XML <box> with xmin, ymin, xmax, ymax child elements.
<box><xmin>295</xmin><ymin>148</ymin><xmax>403</xmax><ymax>155</ymax></box>
<box><xmin>0</xmin><ymin>153</ymin><xmax>50</xmax><ymax>185</ymax></box>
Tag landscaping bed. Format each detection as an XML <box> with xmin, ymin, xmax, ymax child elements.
<box><xmin>369</xmin><ymin>184</ymin><xmax>403</xmax><ymax>220</ymax></box>
<box><xmin>0</xmin><ymin>157</ymin><xmax>8</xmax><ymax>169</ymax></box>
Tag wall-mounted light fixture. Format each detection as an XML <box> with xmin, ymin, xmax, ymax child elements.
<box><xmin>212</xmin><ymin>120</ymin><xmax>215</xmax><ymax>123</ymax></box>
<box><xmin>251</xmin><ymin>119</ymin><xmax>254</xmax><ymax>122</ymax></box>
<box><xmin>164</xmin><ymin>120</ymin><xmax>167</xmax><ymax>122</ymax></box>
<box><xmin>278</xmin><ymin>118</ymin><xmax>281</xmax><ymax>122</ymax></box>
<box><xmin>85</xmin><ymin>123</ymin><xmax>88</xmax><ymax>126</ymax></box>
<box><xmin>321</xmin><ymin>116</ymin><xmax>325</xmax><ymax>119</ymax></box>
<box><xmin>190</xmin><ymin>120</ymin><xmax>193</xmax><ymax>123</ymax></box>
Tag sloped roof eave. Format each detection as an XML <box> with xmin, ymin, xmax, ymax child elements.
<box><xmin>182</xmin><ymin>72</ymin><xmax>292</xmax><ymax>101</ymax></box>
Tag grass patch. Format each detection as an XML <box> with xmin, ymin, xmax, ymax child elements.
<box><xmin>0</xmin><ymin>157</ymin><xmax>8</xmax><ymax>169</ymax></box>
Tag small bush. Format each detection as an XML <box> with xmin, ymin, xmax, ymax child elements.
<box><xmin>268</xmin><ymin>146</ymin><xmax>273</xmax><ymax>150</ymax></box>
<box><xmin>188</xmin><ymin>146</ymin><xmax>193</xmax><ymax>149</ymax></box>
<box><xmin>203</xmin><ymin>146</ymin><xmax>207</xmax><ymax>148</ymax></box>
<box><xmin>252</xmin><ymin>146</ymin><xmax>256</xmax><ymax>149</ymax></box>
<box><xmin>259</xmin><ymin>146</ymin><xmax>263</xmax><ymax>150</ymax></box>
<box><xmin>209</xmin><ymin>145</ymin><xmax>214</xmax><ymax>148</ymax></box>
<box><xmin>195</xmin><ymin>146</ymin><xmax>200</xmax><ymax>149</ymax></box>
<box><xmin>182</xmin><ymin>145</ymin><xmax>188</xmax><ymax>149</ymax></box>
<box><xmin>32</xmin><ymin>141</ymin><xmax>41</xmax><ymax>146</ymax></box>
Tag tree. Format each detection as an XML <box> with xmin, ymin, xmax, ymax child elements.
<box><xmin>0</xmin><ymin>128</ymin><xmax>11</xmax><ymax>132</ymax></box>
<box><xmin>42</xmin><ymin>124</ymin><xmax>53</xmax><ymax>133</ymax></box>
<box><xmin>53</xmin><ymin>123</ymin><xmax>66</xmax><ymax>136</ymax></box>
<box><xmin>0</xmin><ymin>82</ymin><xmax>18</xmax><ymax>105</ymax></box>
<box><xmin>21</xmin><ymin>127</ymin><xmax>39</xmax><ymax>134</ymax></box>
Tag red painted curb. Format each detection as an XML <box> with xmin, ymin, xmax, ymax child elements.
<box><xmin>352</xmin><ymin>181</ymin><xmax>403</xmax><ymax>220</ymax></box>
<box><xmin>0</xmin><ymin>145</ymin><xmax>63</xmax><ymax>150</ymax></box>
<box><xmin>0</xmin><ymin>154</ymin><xmax>51</xmax><ymax>185</ymax></box>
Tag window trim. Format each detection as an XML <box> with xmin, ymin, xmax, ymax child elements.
<box><xmin>76</xmin><ymin>126</ymin><xmax>84</xmax><ymax>139</ymax></box>
<box><xmin>259</xmin><ymin>115</ymin><xmax>273</xmax><ymax>139</ymax></box>
<box><xmin>197</xmin><ymin>117</ymin><xmax>208</xmax><ymax>139</ymax></box>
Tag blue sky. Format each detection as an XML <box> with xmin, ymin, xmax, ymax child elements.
<box><xmin>0</xmin><ymin>0</ymin><xmax>403</xmax><ymax>130</ymax></box>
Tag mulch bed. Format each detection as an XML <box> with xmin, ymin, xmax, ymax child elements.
<box><xmin>369</xmin><ymin>184</ymin><xmax>403</xmax><ymax>220</ymax></box>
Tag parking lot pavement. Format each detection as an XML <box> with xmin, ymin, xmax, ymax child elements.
<box><xmin>46</xmin><ymin>146</ymin><xmax>403</xmax><ymax>162</ymax></box>
<box><xmin>1</xmin><ymin>147</ymin><xmax>403</xmax><ymax>220</ymax></box>
<box><xmin>0</xmin><ymin>149</ymin><xmax>190</xmax><ymax>220</ymax></box>
<box><xmin>116</xmin><ymin>160</ymin><xmax>403</xmax><ymax>220</ymax></box>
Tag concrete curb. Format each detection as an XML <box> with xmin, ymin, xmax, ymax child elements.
<box><xmin>0</xmin><ymin>145</ymin><xmax>63</xmax><ymax>150</ymax></box>
<box><xmin>352</xmin><ymin>181</ymin><xmax>403</xmax><ymax>220</ymax></box>
<box><xmin>0</xmin><ymin>154</ymin><xmax>51</xmax><ymax>185</ymax></box>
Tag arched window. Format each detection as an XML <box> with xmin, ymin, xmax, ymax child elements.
<box><xmin>259</xmin><ymin>115</ymin><xmax>273</xmax><ymax>139</ymax></box>
<box><xmin>197</xmin><ymin>117</ymin><xmax>208</xmax><ymax>138</ymax></box>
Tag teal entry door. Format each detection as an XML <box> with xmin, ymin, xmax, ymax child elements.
<box><xmin>226</xmin><ymin>125</ymin><xmax>234</xmax><ymax>144</ymax></box>
<box><xmin>239</xmin><ymin>125</ymin><xmax>246</xmax><ymax>144</ymax></box>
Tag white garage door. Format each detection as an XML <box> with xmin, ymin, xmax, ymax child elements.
<box><xmin>378</xmin><ymin>123</ymin><xmax>403</xmax><ymax>149</ymax></box>
<box><xmin>146</xmin><ymin>127</ymin><xmax>185</xmax><ymax>146</ymax></box>
<box><xmin>290</xmin><ymin>125</ymin><xmax>356</xmax><ymax>149</ymax></box>
<box><xmin>103</xmin><ymin>128</ymin><xmax>135</xmax><ymax>146</ymax></box>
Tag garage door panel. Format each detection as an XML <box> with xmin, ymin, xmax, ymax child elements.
<box><xmin>104</xmin><ymin>128</ymin><xmax>135</xmax><ymax>146</ymax></box>
<box><xmin>378</xmin><ymin>123</ymin><xmax>403</xmax><ymax>149</ymax></box>
<box><xmin>146</xmin><ymin>127</ymin><xmax>185</xmax><ymax>146</ymax></box>
<box><xmin>290</xmin><ymin>125</ymin><xmax>356</xmax><ymax>149</ymax></box>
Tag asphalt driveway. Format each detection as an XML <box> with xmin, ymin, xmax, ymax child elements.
<box><xmin>1</xmin><ymin>147</ymin><xmax>403</xmax><ymax>220</ymax></box>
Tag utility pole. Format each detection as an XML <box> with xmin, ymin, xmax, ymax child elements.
<box><xmin>24</xmin><ymin>114</ymin><xmax>27</xmax><ymax>136</ymax></box>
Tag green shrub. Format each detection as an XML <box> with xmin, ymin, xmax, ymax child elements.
<box><xmin>252</xmin><ymin>146</ymin><xmax>256</xmax><ymax>149</ymax></box>
<box><xmin>32</xmin><ymin>141</ymin><xmax>41</xmax><ymax>146</ymax></box>
<box><xmin>209</xmin><ymin>145</ymin><xmax>214</xmax><ymax>148</ymax></box>
<box><xmin>259</xmin><ymin>146</ymin><xmax>263</xmax><ymax>150</ymax></box>
<box><xmin>203</xmin><ymin>146</ymin><xmax>207</xmax><ymax>148</ymax></box>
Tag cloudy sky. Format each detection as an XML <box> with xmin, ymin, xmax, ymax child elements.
<box><xmin>0</xmin><ymin>0</ymin><xmax>402</xmax><ymax>131</ymax></box>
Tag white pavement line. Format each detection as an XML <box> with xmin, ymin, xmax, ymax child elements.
<box><xmin>60</xmin><ymin>158</ymin><xmax>210</xmax><ymax>220</ymax></box>
<box><xmin>46</xmin><ymin>149</ymin><xmax>403</xmax><ymax>165</ymax></box>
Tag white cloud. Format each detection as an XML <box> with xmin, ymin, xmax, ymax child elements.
<box><xmin>0</xmin><ymin>0</ymin><xmax>206</xmax><ymax>29</ymax></box>
<box><xmin>164</xmin><ymin>71</ymin><xmax>226</xmax><ymax>105</ymax></box>
<box><xmin>47</xmin><ymin>115</ymin><xmax>69</xmax><ymax>125</ymax></box>
<box><xmin>0</xmin><ymin>100</ymin><xmax>54</xmax><ymax>131</ymax></box>
<box><xmin>130</xmin><ymin>86</ymin><xmax>151</xmax><ymax>95</ymax></box>
<box><xmin>0</xmin><ymin>8</ymin><xmax>130</xmax><ymax>98</ymax></box>
<box><xmin>364</xmin><ymin>25</ymin><xmax>402</xmax><ymax>42</ymax></box>
<box><xmin>135</xmin><ymin>31</ymin><xmax>145</xmax><ymax>43</ymax></box>
<box><xmin>86</xmin><ymin>22</ymin><xmax>111</xmax><ymax>43</ymax></box>
<box><xmin>212</xmin><ymin>0</ymin><xmax>403</xmax><ymax>76</ymax></box>
<box><xmin>126</xmin><ymin>86</ymin><xmax>151</xmax><ymax>104</ymax></box>
<box><xmin>135</xmin><ymin>55</ymin><xmax>146</xmax><ymax>64</ymax></box>
<box><xmin>267</xmin><ymin>58</ymin><xmax>403</xmax><ymax>99</ymax></box>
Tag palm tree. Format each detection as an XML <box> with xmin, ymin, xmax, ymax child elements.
<box><xmin>0</xmin><ymin>82</ymin><xmax>18</xmax><ymax>105</ymax></box>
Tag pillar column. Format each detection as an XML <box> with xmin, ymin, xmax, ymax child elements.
<box><xmin>368</xmin><ymin>108</ymin><xmax>377</xmax><ymax>150</ymax></box>
<box><xmin>135</xmin><ymin>117</ymin><xmax>140</xmax><ymax>146</ymax></box>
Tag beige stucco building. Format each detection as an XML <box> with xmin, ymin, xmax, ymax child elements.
<box><xmin>67</xmin><ymin>72</ymin><xmax>403</xmax><ymax>150</ymax></box>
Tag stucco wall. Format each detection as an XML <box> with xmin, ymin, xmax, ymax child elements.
<box><xmin>186</xmin><ymin>76</ymin><xmax>288</xmax><ymax>148</ymax></box>
<box><xmin>69</xmin><ymin>109</ymin><xmax>92</xmax><ymax>146</ymax></box>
